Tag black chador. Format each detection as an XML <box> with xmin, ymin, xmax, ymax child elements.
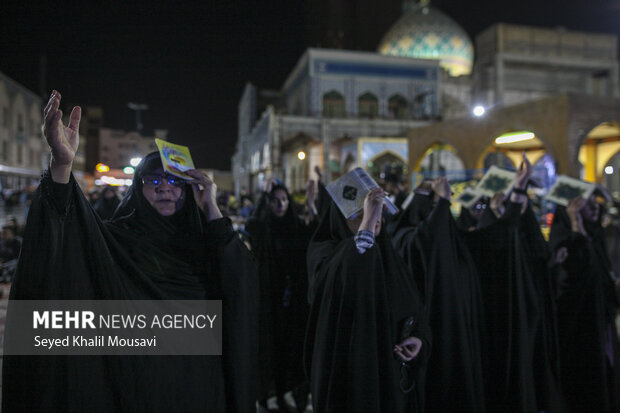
<box><xmin>391</xmin><ymin>193</ymin><xmax>486</xmax><ymax>412</ymax></box>
<box><xmin>92</xmin><ymin>186</ymin><xmax>120</xmax><ymax>220</ymax></box>
<box><xmin>517</xmin><ymin>204</ymin><xmax>565</xmax><ymax>412</ymax></box>
<box><xmin>550</xmin><ymin>205</ymin><xmax>620</xmax><ymax>413</ymax></box>
<box><xmin>245</xmin><ymin>184</ymin><xmax>315</xmax><ymax>410</ymax></box>
<box><xmin>2</xmin><ymin>153</ymin><xmax>258</xmax><ymax>413</ymax></box>
<box><xmin>305</xmin><ymin>202</ymin><xmax>430</xmax><ymax>413</ymax></box>
<box><xmin>460</xmin><ymin>200</ymin><xmax>540</xmax><ymax>412</ymax></box>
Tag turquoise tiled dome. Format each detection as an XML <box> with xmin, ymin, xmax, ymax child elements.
<box><xmin>377</xmin><ymin>2</ymin><xmax>474</xmax><ymax>77</ymax></box>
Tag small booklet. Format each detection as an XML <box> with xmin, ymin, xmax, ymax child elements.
<box><xmin>545</xmin><ymin>175</ymin><xmax>596</xmax><ymax>206</ymax></box>
<box><xmin>455</xmin><ymin>187</ymin><xmax>484</xmax><ymax>209</ymax></box>
<box><xmin>475</xmin><ymin>166</ymin><xmax>516</xmax><ymax>198</ymax></box>
<box><xmin>326</xmin><ymin>167</ymin><xmax>399</xmax><ymax>219</ymax></box>
<box><xmin>155</xmin><ymin>139</ymin><xmax>196</xmax><ymax>179</ymax></box>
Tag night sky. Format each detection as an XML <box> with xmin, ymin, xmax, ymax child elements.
<box><xmin>2</xmin><ymin>0</ymin><xmax>619</xmax><ymax>170</ymax></box>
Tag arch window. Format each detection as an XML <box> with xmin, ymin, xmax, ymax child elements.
<box><xmin>388</xmin><ymin>94</ymin><xmax>408</xmax><ymax>119</ymax></box>
<box><xmin>322</xmin><ymin>90</ymin><xmax>345</xmax><ymax>118</ymax></box>
<box><xmin>358</xmin><ymin>92</ymin><xmax>378</xmax><ymax>118</ymax></box>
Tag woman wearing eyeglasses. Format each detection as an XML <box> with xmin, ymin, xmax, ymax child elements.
<box><xmin>2</xmin><ymin>91</ymin><xmax>258</xmax><ymax>413</ymax></box>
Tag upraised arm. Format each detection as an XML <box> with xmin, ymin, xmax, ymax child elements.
<box><xmin>510</xmin><ymin>152</ymin><xmax>532</xmax><ymax>206</ymax></box>
<box><xmin>43</xmin><ymin>91</ymin><xmax>81</xmax><ymax>183</ymax></box>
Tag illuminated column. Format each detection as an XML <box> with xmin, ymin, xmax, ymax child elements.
<box><xmin>583</xmin><ymin>141</ymin><xmax>598</xmax><ymax>182</ymax></box>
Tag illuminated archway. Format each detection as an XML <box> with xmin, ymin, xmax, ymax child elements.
<box><xmin>577</xmin><ymin>121</ymin><xmax>620</xmax><ymax>183</ymax></box>
<box><xmin>601</xmin><ymin>150</ymin><xmax>620</xmax><ymax>198</ymax></box>
<box><xmin>476</xmin><ymin>130</ymin><xmax>546</xmax><ymax>167</ymax></box>
<box><xmin>415</xmin><ymin>143</ymin><xmax>466</xmax><ymax>181</ymax></box>
<box><xmin>368</xmin><ymin>150</ymin><xmax>407</xmax><ymax>181</ymax></box>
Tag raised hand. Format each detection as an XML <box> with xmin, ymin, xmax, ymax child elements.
<box><xmin>360</xmin><ymin>187</ymin><xmax>385</xmax><ymax>235</ymax></box>
<box><xmin>314</xmin><ymin>165</ymin><xmax>322</xmax><ymax>181</ymax></box>
<box><xmin>43</xmin><ymin>91</ymin><xmax>81</xmax><ymax>183</ymax></box>
<box><xmin>490</xmin><ymin>192</ymin><xmax>506</xmax><ymax>217</ymax></box>
<box><xmin>514</xmin><ymin>152</ymin><xmax>532</xmax><ymax>189</ymax></box>
<box><xmin>185</xmin><ymin>169</ymin><xmax>223</xmax><ymax>221</ymax></box>
<box><xmin>263</xmin><ymin>177</ymin><xmax>276</xmax><ymax>194</ymax></box>
<box><xmin>431</xmin><ymin>177</ymin><xmax>451</xmax><ymax>201</ymax></box>
<box><xmin>566</xmin><ymin>196</ymin><xmax>587</xmax><ymax>236</ymax></box>
<box><xmin>306</xmin><ymin>179</ymin><xmax>316</xmax><ymax>205</ymax></box>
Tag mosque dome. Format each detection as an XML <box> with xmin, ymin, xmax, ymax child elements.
<box><xmin>377</xmin><ymin>1</ymin><xmax>474</xmax><ymax>77</ymax></box>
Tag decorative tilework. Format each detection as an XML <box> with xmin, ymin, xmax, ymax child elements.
<box><xmin>377</xmin><ymin>5</ymin><xmax>474</xmax><ymax>77</ymax></box>
<box><xmin>313</xmin><ymin>60</ymin><xmax>437</xmax><ymax>80</ymax></box>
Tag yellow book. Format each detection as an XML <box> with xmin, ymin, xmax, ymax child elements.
<box><xmin>155</xmin><ymin>138</ymin><xmax>196</xmax><ymax>179</ymax></box>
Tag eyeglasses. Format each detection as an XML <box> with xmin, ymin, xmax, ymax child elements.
<box><xmin>141</xmin><ymin>174</ymin><xmax>185</xmax><ymax>188</ymax></box>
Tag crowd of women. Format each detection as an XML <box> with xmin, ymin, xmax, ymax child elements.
<box><xmin>2</xmin><ymin>90</ymin><xmax>619</xmax><ymax>412</ymax></box>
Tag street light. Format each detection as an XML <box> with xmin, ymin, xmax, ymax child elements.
<box><xmin>473</xmin><ymin>105</ymin><xmax>485</xmax><ymax>117</ymax></box>
<box><xmin>130</xmin><ymin>157</ymin><xmax>142</xmax><ymax>167</ymax></box>
<box><xmin>298</xmin><ymin>151</ymin><xmax>306</xmax><ymax>160</ymax></box>
<box><xmin>96</xmin><ymin>163</ymin><xmax>110</xmax><ymax>173</ymax></box>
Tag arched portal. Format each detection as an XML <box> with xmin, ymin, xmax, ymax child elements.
<box><xmin>415</xmin><ymin>143</ymin><xmax>466</xmax><ymax>181</ymax></box>
<box><xmin>577</xmin><ymin>121</ymin><xmax>620</xmax><ymax>183</ymax></box>
<box><xmin>601</xmin><ymin>149</ymin><xmax>620</xmax><ymax>197</ymax></box>
<box><xmin>368</xmin><ymin>150</ymin><xmax>407</xmax><ymax>182</ymax></box>
<box><xmin>475</xmin><ymin>129</ymin><xmax>552</xmax><ymax>182</ymax></box>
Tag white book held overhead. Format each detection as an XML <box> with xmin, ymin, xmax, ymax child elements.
<box><xmin>475</xmin><ymin>166</ymin><xmax>516</xmax><ymax>198</ymax></box>
<box><xmin>545</xmin><ymin>175</ymin><xmax>596</xmax><ymax>207</ymax></box>
<box><xmin>326</xmin><ymin>167</ymin><xmax>399</xmax><ymax>219</ymax></box>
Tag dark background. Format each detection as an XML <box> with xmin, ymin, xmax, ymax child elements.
<box><xmin>1</xmin><ymin>0</ymin><xmax>619</xmax><ymax>170</ymax></box>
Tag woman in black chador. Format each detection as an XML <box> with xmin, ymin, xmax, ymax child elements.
<box><xmin>93</xmin><ymin>185</ymin><xmax>120</xmax><ymax>220</ymax></box>
<box><xmin>390</xmin><ymin>177</ymin><xmax>486</xmax><ymax>412</ymax></box>
<box><xmin>550</xmin><ymin>194</ymin><xmax>620</xmax><ymax>413</ymax></box>
<box><xmin>2</xmin><ymin>91</ymin><xmax>258</xmax><ymax>413</ymax></box>
<box><xmin>246</xmin><ymin>178</ymin><xmax>316</xmax><ymax>412</ymax></box>
<box><xmin>458</xmin><ymin>154</ymin><xmax>551</xmax><ymax>412</ymax></box>
<box><xmin>305</xmin><ymin>187</ymin><xmax>430</xmax><ymax>413</ymax></box>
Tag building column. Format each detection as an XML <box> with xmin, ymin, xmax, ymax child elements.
<box><xmin>495</xmin><ymin>54</ymin><xmax>504</xmax><ymax>105</ymax></box>
<box><xmin>583</xmin><ymin>141</ymin><xmax>598</xmax><ymax>183</ymax></box>
<box><xmin>269</xmin><ymin>107</ymin><xmax>282</xmax><ymax>179</ymax></box>
<box><xmin>321</xmin><ymin>120</ymin><xmax>332</xmax><ymax>183</ymax></box>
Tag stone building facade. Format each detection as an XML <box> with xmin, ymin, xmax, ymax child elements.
<box><xmin>233</xmin><ymin>2</ymin><xmax>620</xmax><ymax>198</ymax></box>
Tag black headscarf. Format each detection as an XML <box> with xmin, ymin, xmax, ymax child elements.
<box><xmin>305</xmin><ymin>202</ymin><xmax>429</xmax><ymax>413</ymax></box>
